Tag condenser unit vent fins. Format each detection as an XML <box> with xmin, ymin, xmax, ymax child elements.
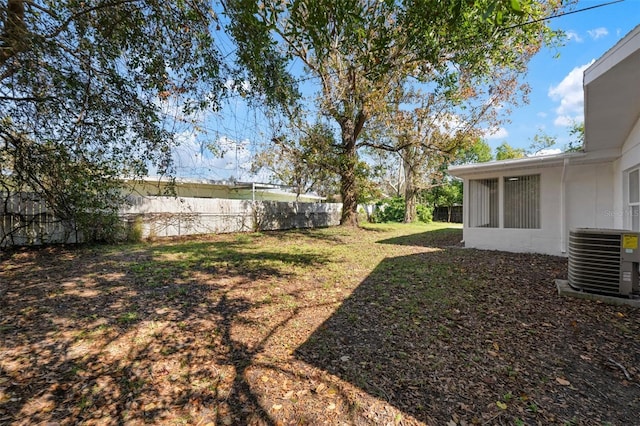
<box><xmin>568</xmin><ymin>231</ymin><xmax>622</xmax><ymax>295</ymax></box>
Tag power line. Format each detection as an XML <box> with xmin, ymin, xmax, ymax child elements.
<box><xmin>500</xmin><ymin>0</ymin><xmax>625</xmax><ymax>32</ymax></box>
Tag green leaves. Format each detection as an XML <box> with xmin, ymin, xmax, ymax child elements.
<box><xmin>510</xmin><ymin>0</ymin><xmax>524</xmax><ymax>13</ymax></box>
<box><xmin>0</xmin><ymin>1</ymin><xmax>236</xmax><ymax>241</ymax></box>
<box><xmin>495</xmin><ymin>142</ymin><xmax>526</xmax><ymax>160</ymax></box>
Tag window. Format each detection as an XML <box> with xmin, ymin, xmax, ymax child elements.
<box><xmin>628</xmin><ymin>169</ymin><xmax>639</xmax><ymax>231</ymax></box>
<box><xmin>504</xmin><ymin>174</ymin><xmax>540</xmax><ymax>229</ymax></box>
<box><xmin>469</xmin><ymin>178</ymin><xmax>498</xmax><ymax>227</ymax></box>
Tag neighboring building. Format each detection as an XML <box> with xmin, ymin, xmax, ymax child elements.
<box><xmin>1</xmin><ymin>177</ymin><xmax>336</xmax><ymax>247</ymax></box>
<box><xmin>449</xmin><ymin>25</ymin><xmax>640</xmax><ymax>256</ymax></box>
<box><xmin>125</xmin><ymin>177</ymin><xmax>327</xmax><ymax>203</ymax></box>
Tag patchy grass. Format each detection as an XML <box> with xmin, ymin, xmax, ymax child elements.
<box><xmin>1</xmin><ymin>222</ymin><xmax>639</xmax><ymax>425</ymax></box>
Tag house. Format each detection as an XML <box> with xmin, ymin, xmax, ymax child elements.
<box><xmin>448</xmin><ymin>25</ymin><xmax>640</xmax><ymax>256</ymax></box>
<box><xmin>124</xmin><ymin>177</ymin><xmax>327</xmax><ymax>203</ymax></box>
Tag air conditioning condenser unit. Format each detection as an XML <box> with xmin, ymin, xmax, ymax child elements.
<box><xmin>568</xmin><ymin>228</ymin><xmax>640</xmax><ymax>298</ymax></box>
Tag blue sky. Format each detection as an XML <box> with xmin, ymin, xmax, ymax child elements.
<box><xmin>170</xmin><ymin>0</ymin><xmax>640</xmax><ymax>180</ymax></box>
<box><xmin>495</xmin><ymin>0</ymin><xmax>640</xmax><ymax>154</ymax></box>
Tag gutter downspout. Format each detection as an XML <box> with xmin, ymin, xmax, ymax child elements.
<box><xmin>560</xmin><ymin>158</ymin><xmax>569</xmax><ymax>254</ymax></box>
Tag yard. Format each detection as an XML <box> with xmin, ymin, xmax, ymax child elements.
<box><xmin>1</xmin><ymin>223</ymin><xmax>638</xmax><ymax>425</ymax></box>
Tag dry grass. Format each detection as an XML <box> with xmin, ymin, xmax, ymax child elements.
<box><xmin>1</xmin><ymin>222</ymin><xmax>638</xmax><ymax>425</ymax></box>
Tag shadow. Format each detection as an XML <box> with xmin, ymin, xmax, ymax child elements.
<box><xmin>3</xmin><ymin>229</ymin><xmax>640</xmax><ymax>425</ymax></box>
<box><xmin>377</xmin><ymin>227</ymin><xmax>463</xmax><ymax>248</ymax></box>
<box><xmin>295</xmin><ymin>248</ymin><xmax>640</xmax><ymax>425</ymax></box>
<box><xmin>258</xmin><ymin>227</ymin><xmax>362</xmax><ymax>245</ymax></box>
<box><xmin>0</xmin><ymin>237</ymin><xmax>331</xmax><ymax>425</ymax></box>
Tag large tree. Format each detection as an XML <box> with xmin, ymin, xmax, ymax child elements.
<box><xmin>366</xmin><ymin>73</ymin><xmax>518</xmax><ymax>223</ymax></box>
<box><xmin>227</xmin><ymin>0</ymin><xmax>565</xmax><ymax>225</ymax></box>
<box><xmin>0</xmin><ymin>0</ymin><xmax>293</xmax><ymax>241</ymax></box>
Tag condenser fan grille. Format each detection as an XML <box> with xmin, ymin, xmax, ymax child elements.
<box><xmin>568</xmin><ymin>232</ymin><xmax>622</xmax><ymax>295</ymax></box>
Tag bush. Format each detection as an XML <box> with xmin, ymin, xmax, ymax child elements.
<box><xmin>371</xmin><ymin>197</ymin><xmax>405</xmax><ymax>223</ymax></box>
<box><xmin>416</xmin><ymin>204</ymin><xmax>433</xmax><ymax>223</ymax></box>
<box><xmin>125</xmin><ymin>216</ymin><xmax>144</xmax><ymax>243</ymax></box>
<box><xmin>371</xmin><ymin>197</ymin><xmax>432</xmax><ymax>223</ymax></box>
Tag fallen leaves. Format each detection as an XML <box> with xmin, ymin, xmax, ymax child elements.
<box><xmin>1</xmin><ymin>226</ymin><xmax>639</xmax><ymax>426</ymax></box>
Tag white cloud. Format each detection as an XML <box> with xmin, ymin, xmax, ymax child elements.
<box><xmin>566</xmin><ymin>31</ymin><xmax>583</xmax><ymax>43</ymax></box>
<box><xmin>553</xmin><ymin>115</ymin><xmax>582</xmax><ymax>127</ymax></box>
<box><xmin>171</xmin><ymin>132</ymin><xmax>253</xmax><ymax>180</ymax></box>
<box><xmin>224</xmin><ymin>78</ymin><xmax>252</xmax><ymax>94</ymax></box>
<box><xmin>531</xmin><ymin>148</ymin><xmax>562</xmax><ymax>157</ymax></box>
<box><xmin>548</xmin><ymin>61</ymin><xmax>594</xmax><ymax>127</ymax></box>
<box><xmin>483</xmin><ymin>127</ymin><xmax>508</xmax><ymax>140</ymax></box>
<box><xmin>587</xmin><ymin>27</ymin><xmax>608</xmax><ymax>40</ymax></box>
<box><xmin>536</xmin><ymin>112</ymin><xmax>548</xmax><ymax>118</ymax></box>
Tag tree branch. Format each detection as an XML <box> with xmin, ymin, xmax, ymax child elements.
<box><xmin>0</xmin><ymin>0</ymin><xmax>27</xmax><ymax>67</ymax></box>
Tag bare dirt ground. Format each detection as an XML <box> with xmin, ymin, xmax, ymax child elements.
<box><xmin>0</xmin><ymin>224</ymin><xmax>639</xmax><ymax>425</ymax></box>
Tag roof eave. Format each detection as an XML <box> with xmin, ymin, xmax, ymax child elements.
<box><xmin>448</xmin><ymin>149</ymin><xmax>619</xmax><ymax>178</ymax></box>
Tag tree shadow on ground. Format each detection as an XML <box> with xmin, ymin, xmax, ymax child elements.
<box><xmin>295</xmin><ymin>248</ymin><xmax>640</xmax><ymax>425</ymax></box>
<box><xmin>3</xmin><ymin>230</ymin><xmax>640</xmax><ymax>425</ymax></box>
<box><xmin>376</xmin><ymin>227</ymin><xmax>463</xmax><ymax>248</ymax></box>
<box><xmin>0</xmin><ymin>241</ymin><xmax>331</xmax><ymax>425</ymax></box>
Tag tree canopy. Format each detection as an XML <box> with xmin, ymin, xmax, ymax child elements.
<box><xmin>0</xmin><ymin>0</ymin><xmax>292</xmax><ymax>241</ymax></box>
<box><xmin>252</xmin><ymin>121</ymin><xmax>342</xmax><ymax>199</ymax></box>
<box><xmin>453</xmin><ymin>139</ymin><xmax>494</xmax><ymax>165</ymax></box>
<box><xmin>231</xmin><ymin>0</ymin><xmax>566</xmax><ymax>225</ymax></box>
<box><xmin>495</xmin><ymin>141</ymin><xmax>527</xmax><ymax>160</ymax></box>
<box><xmin>1</xmin><ymin>0</ymin><xmax>571</xmax><ymax>240</ymax></box>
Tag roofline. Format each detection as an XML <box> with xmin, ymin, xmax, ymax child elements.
<box><xmin>122</xmin><ymin>177</ymin><xmax>326</xmax><ymax>200</ymax></box>
<box><xmin>124</xmin><ymin>176</ymin><xmax>282</xmax><ymax>188</ymax></box>
<box><xmin>448</xmin><ymin>149</ymin><xmax>619</xmax><ymax>177</ymax></box>
<box><xmin>584</xmin><ymin>24</ymin><xmax>640</xmax><ymax>85</ymax></box>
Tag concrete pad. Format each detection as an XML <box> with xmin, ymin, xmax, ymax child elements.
<box><xmin>555</xmin><ymin>279</ymin><xmax>640</xmax><ymax>308</ymax></box>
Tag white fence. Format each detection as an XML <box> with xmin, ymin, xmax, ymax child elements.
<box><xmin>0</xmin><ymin>192</ymin><xmax>80</xmax><ymax>247</ymax></box>
<box><xmin>1</xmin><ymin>193</ymin><xmax>342</xmax><ymax>247</ymax></box>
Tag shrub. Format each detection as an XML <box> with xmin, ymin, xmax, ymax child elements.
<box><xmin>372</xmin><ymin>197</ymin><xmax>405</xmax><ymax>223</ymax></box>
<box><xmin>126</xmin><ymin>216</ymin><xmax>144</xmax><ymax>243</ymax></box>
<box><xmin>371</xmin><ymin>197</ymin><xmax>433</xmax><ymax>223</ymax></box>
<box><xmin>416</xmin><ymin>204</ymin><xmax>433</xmax><ymax>223</ymax></box>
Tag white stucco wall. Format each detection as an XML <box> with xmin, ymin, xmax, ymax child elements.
<box><xmin>612</xmin><ymin>117</ymin><xmax>640</xmax><ymax>229</ymax></box>
<box><xmin>564</xmin><ymin>162</ymin><xmax>615</xmax><ymax>231</ymax></box>
<box><xmin>462</xmin><ymin>166</ymin><xmax>561</xmax><ymax>255</ymax></box>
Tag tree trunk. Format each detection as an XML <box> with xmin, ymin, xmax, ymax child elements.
<box><xmin>403</xmin><ymin>147</ymin><xmax>417</xmax><ymax>223</ymax></box>
<box><xmin>404</xmin><ymin>185</ymin><xmax>417</xmax><ymax>223</ymax></box>
<box><xmin>339</xmin><ymin>119</ymin><xmax>360</xmax><ymax>227</ymax></box>
<box><xmin>340</xmin><ymin>167</ymin><xmax>359</xmax><ymax>226</ymax></box>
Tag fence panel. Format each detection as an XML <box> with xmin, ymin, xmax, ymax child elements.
<box><xmin>1</xmin><ymin>193</ymin><xmax>342</xmax><ymax>247</ymax></box>
<box><xmin>433</xmin><ymin>206</ymin><xmax>463</xmax><ymax>223</ymax></box>
<box><xmin>1</xmin><ymin>193</ymin><xmax>78</xmax><ymax>247</ymax></box>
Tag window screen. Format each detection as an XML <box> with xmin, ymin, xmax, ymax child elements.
<box><xmin>469</xmin><ymin>178</ymin><xmax>498</xmax><ymax>228</ymax></box>
<box><xmin>504</xmin><ymin>175</ymin><xmax>540</xmax><ymax>229</ymax></box>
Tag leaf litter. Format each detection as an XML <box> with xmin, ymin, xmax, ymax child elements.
<box><xmin>0</xmin><ymin>223</ymin><xmax>638</xmax><ymax>425</ymax></box>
